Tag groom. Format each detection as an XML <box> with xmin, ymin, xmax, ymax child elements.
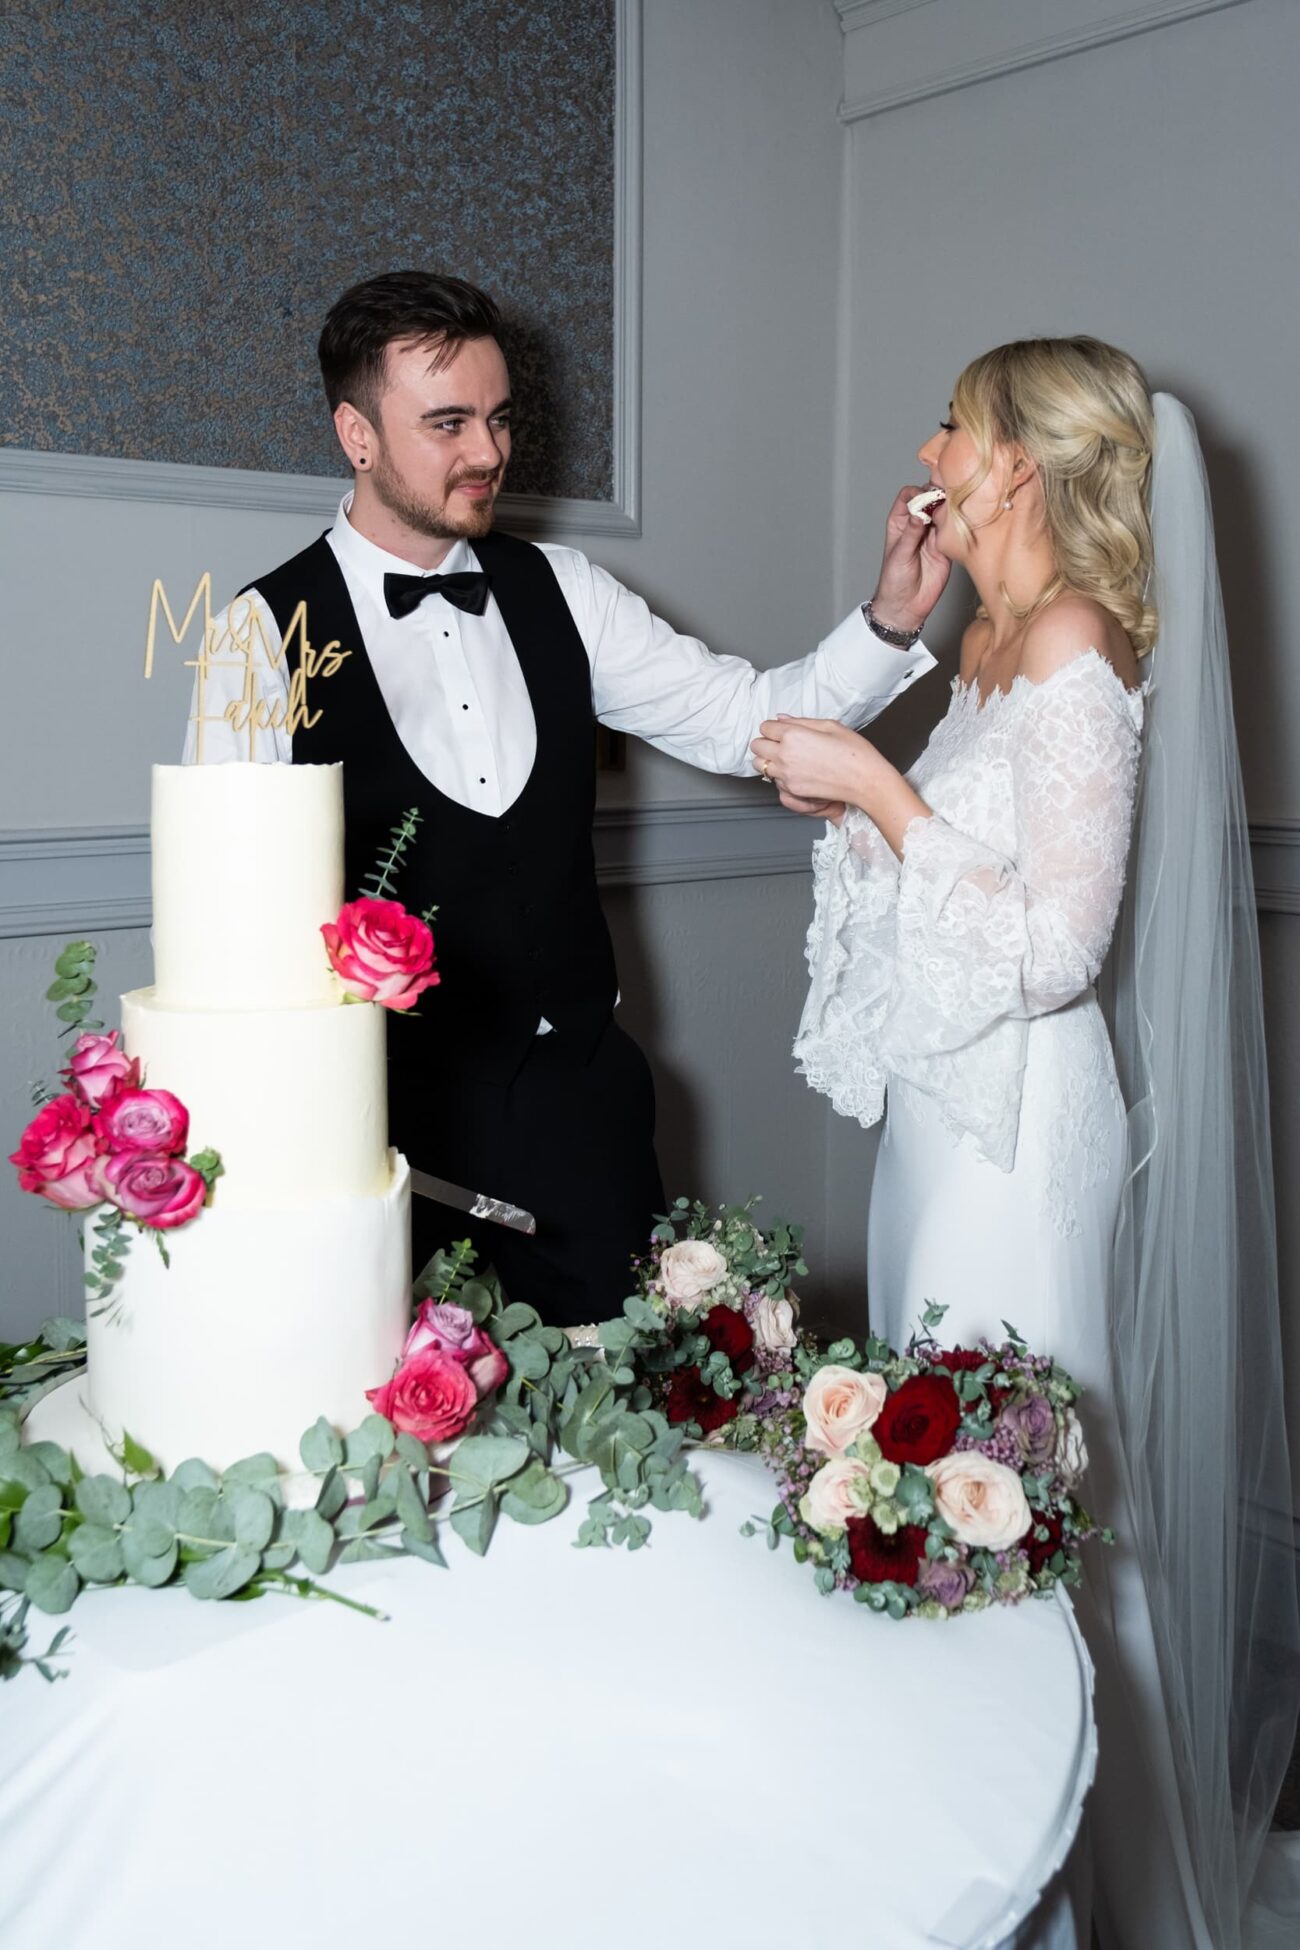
<box><xmin>187</xmin><ymin>270</ymin><xmax>938</xmax><ymax>1325</ymax></box>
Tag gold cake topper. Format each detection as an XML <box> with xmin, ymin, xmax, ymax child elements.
<box><xmin>144</xmin><ymin>574</ymin><xmax>352</xmax><ymax>762</ymax></box>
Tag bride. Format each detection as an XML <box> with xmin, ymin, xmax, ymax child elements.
<box><xmin>751</xmin><ymin>338</ymin><xmax>1298</xmax><ymax>1950</ymax></box>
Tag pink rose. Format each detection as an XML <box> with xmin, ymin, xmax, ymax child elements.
<box><xmin>102</xmin><ymin>1151</ymin><xmax>208</xmax><ymax>1230</ymax></box>
<box><xmin>798</xmin><ymin>1456</ymin><xmax>875</xmax><ymax>1537</ymax></box>
<box><xmin>801</xmin><ymin>1365</ymin><xmax>889</xmax><ymax>1457</ymax></box>
<box><xmin>98</xmin><ymin>1088</ymin><xmax>189</xmax><ymax>1157</ymax></box>
<box><xmin>402</xmin><ymin>1300</ymin><xmax>509</xmax><ymax>1399</ymax></box>
<box><xmin>62</xmin><ymin>1031</ymin><xmax>140</xmax><ymax>1109</ymax></box>
<box><xmin>9</xmin><ymin>1093</ymin><xmax>106</xmax><ymax>1210</ymax></box>
<box><xmin>322</xmin><ymin>898</ymin><xmax>439</xmax><ymax>1012</ymax></box>
<box><xmin>367</xmin><ymin>1350</ymin><xmax>478</xmax><ymax>1442</ymax></box>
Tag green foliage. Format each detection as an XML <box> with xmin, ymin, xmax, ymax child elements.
<box><xmin>360</xmin><ymin>807</ymin><xmax>424</xmax><ymax>903</ymax></box>
<box><xmin>45</xmin><ymin>941</ymin><xmax>103</xmax><ymax>1041</ymax></box>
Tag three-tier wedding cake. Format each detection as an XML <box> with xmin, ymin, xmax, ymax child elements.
<box><xmin>31</xmin><ymin>762</ymin><xmax>411</xmax><ymax>1474</ymax></box>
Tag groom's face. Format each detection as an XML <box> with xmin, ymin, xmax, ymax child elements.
<box><xmin>369</xmin><ymin>334</ymin><xmax>512</xmax><ymax>540</ymax></box>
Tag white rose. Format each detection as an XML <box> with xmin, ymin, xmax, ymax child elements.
<box><xmin>753</xmin><ymin>1294</ymin><xmax>798</xmax><ymax>1353</ymax></box>
<box><xmin>1055</xmin><ymin>1409</ymin><xmax>1088</xmax><ymax>1488</ymax></box>
<box><xmin>658</xmin><ymin>1239</ymin><xmax>728</xmax><ymax>1306</ymax></box>
<box><xmin>798</xmin><ymin>1457</ymin><xmax>875</xmax><ymax>1536</ymax></box>
<box><xmin>926</xmin><ymin>1453</ymin><xmax>1032</xmax><ymax>1551</ymax></box>
<box><xmin>802</xmin><ymin>1364</ymin><xmax>888</xmax><ymax>1456</ymax></box>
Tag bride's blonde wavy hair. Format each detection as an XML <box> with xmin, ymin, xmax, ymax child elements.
<box><xmin>948</xmin><ymin>336</ymin><xmax>1158</xmax><ymax>656</ymax></box>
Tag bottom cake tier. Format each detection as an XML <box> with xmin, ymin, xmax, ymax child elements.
<box><xmin>81</xmin><ymin>1152</ymin><xmax>411</xmax><ymax>1475</ymax></box>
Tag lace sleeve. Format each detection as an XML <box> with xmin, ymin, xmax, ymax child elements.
<box><xmin>877</xmin><ymin>659</ymin><xmax>1142</xmax><ymax>1166</ymax></box>
<box><xmin>792</xmin><ymin>808</ymin><xmax>901</xmax><ymax>1128</ymax></box>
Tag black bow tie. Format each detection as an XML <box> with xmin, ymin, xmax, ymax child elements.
<box><xmin>383</xmin><ymin>569</ymin><xmax>490</xmax><ymax>620</ymax></box>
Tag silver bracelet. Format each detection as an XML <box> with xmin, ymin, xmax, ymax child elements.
<box><xmin>863</xmin><ymin>599</ymin><xmax>922</xmax><ymax>650</ymax></box>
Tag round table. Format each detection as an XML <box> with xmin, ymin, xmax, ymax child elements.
<box><xmin>0</xmin><ymin>1448</ymin><xmax>1094</xmax><ymax>1950</ymax></box>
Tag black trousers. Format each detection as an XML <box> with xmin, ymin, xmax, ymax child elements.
<box><xmin>397</xmin><ymin>1020</ymin><xmax>665</xmax><ymax>1329</ymax></box>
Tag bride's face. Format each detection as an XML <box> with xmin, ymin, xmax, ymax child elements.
<box><xmin>917</xmin><ymin>409</ymin><xmax>1022</xmax><ymax>563</ymax></box>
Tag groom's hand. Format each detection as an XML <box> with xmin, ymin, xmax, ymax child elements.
<box><xmin>870</xmin><ymin>483</ymin><xmax>952</xmax><ymax>635</ymax></box>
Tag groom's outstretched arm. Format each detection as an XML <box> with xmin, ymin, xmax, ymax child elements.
<box><xmin>547</xmin><ymin>551</ymin><xmax>935</xmax><ymax>779</ymax></box>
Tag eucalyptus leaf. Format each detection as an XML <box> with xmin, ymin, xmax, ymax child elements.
<box><xmin>394</xmin><ymin>1433</ymin><xmax>429</xmax><ymax>1470</ymax></box>
<box><xmin>402</xmin><ymin>1532</ymin><xmax>447</xmax><ymax>1568</ymax></box>
<box><xmin>25</xmin><ymin>1555</ymin><xmax>80</xmax><ymax>1614</ymax></box>
<box><xmin>121</xmin><ymin>1537</ymin><xmax>178</xmax><ymax>1586</ymax></box>
<box><xmin>448</xmin><ymin>1434</ymin><xmax>529</xmax><ymax>1502</ymax></box>
<box><xmin>183</xmin><ymin>1546</ymin><xmax>261</xmax><ymax>1600</ymax></box>
<box><xmin>493</xmin><ymin>1302</ymin><xmax>542</xmax><ymax>1340</ymax></box>
<box><xmin>315</xmin><ymin>1468</ymin><xmax>348</xmax><ymax>1521</ymax></box>
<box><xmin>69</xmin><ymin>1522</ymin><xmax>125</xmax><ymax>1582</ymax></box>
<box><xmin>14</xmin><ymin>1485</ymin><xmax>64</xmax><ymax>1552</ymax></box>
<box><xmin>449</xmin><ymin>1492</ymin><xmax>498</xmax><ymax>1557</ymax></box>
<box><xmin>74</xmin><ymin>1475</ymin><xmax>131</xmax><ymax>1527</ymax></box>
<box><xmin>177</xmin><ymin>1486</ymin><xmax>228</xmax><ymax>1543</ymax></box>
<box><xmin>300</xmin><ymin>1417</ymin><xmax>345</xmax><ymax>1472</ymax></box>
<box><xmin>500</xmin><ymin>1459</ymin><xmax>568</xmax><ymax>1527</ymax></box>
<box><xmin>506</xmin><ymin>1337</ymin><xmax>551</xmax><ymax>1382</ymax></box>
<box><xmin>336</xmin><ymin>1538</ymin><xmax>404</xmax><ymax>1565</ymax></box>
<box><xmin>170</xmin><ymin>1458</ymin><xmax>220</xmax><ymax>1493</ymax></box>
<box><xmin>1</xmin><ymin>1452</ymin><xmax>52</xmax><ymax>1493</ymax></box>
<box><xmin>228</xmin><ymin>1487</ymin><xmax>275</xmax><ymax>1551</ymax></box>
<box><xmin>22</xmin><ymin>1441</ymin><xmax>75</xmax><ymax>1486</ymax></box>
<box><xmin>394</xmin><ymin>1468</ymin><xmax>432</xmax><ymax>1544</ymax></box>
<box><xmin>221</xmin><ymin>1452</ymin><xmax>281</xmax><ymax>1490</ymax></box>
<box><xmin>0</xmin><ymin>1550</ymin><xmax>30</xmax><ymax>1590</ymax></box>
<box><xmin>344</xmin><ymin>1415</ymin><xmax>395</xmax><ymax>1468</ymax></box>
<box><xmin>288</xmin><ymin>1509</ymin><xmax>334</xmax><ymax>1576</ymax></box>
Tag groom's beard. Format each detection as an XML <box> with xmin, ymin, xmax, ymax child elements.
<box><xmin>369</xmin><ymin>450</ymin><xmax>500</xmax><ymax>540</ymax></box>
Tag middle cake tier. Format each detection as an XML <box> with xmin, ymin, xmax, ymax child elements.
<box><xmin>122</xmin><ymin>987</ymin><xmax>391</xmax><ymax>1204</ymax></box>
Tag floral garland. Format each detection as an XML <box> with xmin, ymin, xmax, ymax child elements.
<box><xmin>0</xmin><ymin>1203</ymin><xmax>1108</xmax><ymax>1686</ymax></box>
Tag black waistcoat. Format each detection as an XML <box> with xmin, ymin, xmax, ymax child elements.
<box><xmin>243</xmin><ymin>531</ymin><xmax>618</xmax><ymax>1084</ymax></box>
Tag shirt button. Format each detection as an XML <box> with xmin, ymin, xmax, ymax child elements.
<box><xmin>462</xmin><ymin>703</ymin><xmax>469</xmax><ymax>711</ymax></box>
<box><xmin>479</xmin><ymin>776</ymin><xmax>486</xmax><ymax>785</ymax></box>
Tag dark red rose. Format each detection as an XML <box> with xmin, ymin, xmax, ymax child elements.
<box><xmin>846</xmin><ymin>1515</ymin><xmax>929</xmax><ymax>1587</ymax></box>
<box><xmin>874</xmin><ymin>1374</ymin><xmax>961</xmax><ymax>1467</ymax></box>
<box><xmin>700</xmin><ymin>1303</ymin><xmax>755</xmax><ymax>1374</ymax></box>
<box><xmin>1026</xmin><ymin>1512</ymin><xmax>1066</xmax><ymax>1575</ymax></box>
<box><xmin>664</xmin><ymin>1366</ymin><xmax>740</xmax><ymax>1435</ymax></box>
<box><xmin>934</xmin><ymin>1347</ymin><xmax>988</xmax><ymax>1374</ymax></box>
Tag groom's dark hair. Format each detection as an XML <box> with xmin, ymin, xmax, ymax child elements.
<box><xmin>318</xmin><ymin>271</ymin><xmax>503</xmax><ymax>426</ymax></box>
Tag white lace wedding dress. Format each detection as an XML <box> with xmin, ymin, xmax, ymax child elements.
<box><xmin>796</xmin><ymin>647</ymin><xmax>1214</xmax><ymax>1950</ymax></box>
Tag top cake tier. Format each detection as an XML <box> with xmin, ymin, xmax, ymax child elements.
<box><xmin>151</xmin><ymin>762</ymin><xmax>344</xmax><ymax>1010</ymax></box>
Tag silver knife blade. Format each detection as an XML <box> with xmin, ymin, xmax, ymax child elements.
<box><xmin>409</xmin><ymin>1167</ymin><xmax>537</xmax><ymax>1235</ymax></box>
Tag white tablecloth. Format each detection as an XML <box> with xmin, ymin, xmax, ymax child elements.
<box><xmin>0</xmin><ymin>1449</ymin><xmax>1094</xmax><ymax>1950</ymax></box>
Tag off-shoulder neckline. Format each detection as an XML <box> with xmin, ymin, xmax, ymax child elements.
<box><xmin>953</xmin><ymin>644</ymin><xmax>1146</xmax><ymax>718</ymax></box>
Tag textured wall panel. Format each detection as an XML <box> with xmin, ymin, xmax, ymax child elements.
<box><xmin>0</xmin><ymin>0</ymin><xmax>615</xmax><ymax>498</ymax></box>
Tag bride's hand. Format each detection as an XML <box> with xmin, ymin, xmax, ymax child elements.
<box><xmin>752</xmin><ymin>718</ymin><xmax>883</xmax><ymax>808</ymax></box>
<box><xmin>778</xmin><ymin>788</ymin><xmax>846</xmax><ymax>825</ymax></box>
<box><xmin>870</xmin><ymin>483</ymin><xmax>952</xmax><ymax>636</ymax></box>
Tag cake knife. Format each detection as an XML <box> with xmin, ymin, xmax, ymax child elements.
<box><xmin>409</xmin><ymin>1167</ymin><xmax>537</xmax><ymax>1236</ymax></box>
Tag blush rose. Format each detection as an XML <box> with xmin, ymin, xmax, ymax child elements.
<box><xmin>752</xmin><ymin>1294</ymin><xmax>797</xmax><ymax>1353</ymax></box>
<box><xmin>102</xmin><ymin>1151</ymin><xmax>208</xmax><ymax>1230</ymax></box>
<box><xmin>367</xmin><ymin>1349</ymin><xmax>478</xmax><ymax>1442</ymax></box>
<box><xmin>9</xmin><ymin>1093</ymin><xmax>106</xmax><ymax>1209</ymax></box>
<box><xmin>322</xmin><ymin>897</ymin><xmax>438</xmax><ymax>1011</ymax></box>
<box><xmin>801</xmin><ymin>1365</ymin><xmax>888</xmax><ymax>1457</ymax></box>
<box><xmin>799</xmin><ymin>1456</ymin><xmax>876</xmax><ymax>1536</ymax></box>
<box><xmin>927</xmin><ymin>1452</ymin><xmax>1033</xmax><ymax>1551</ymax></box>
<box><xmin>97</xmin><ymin>1088</ymin><xmax>189</xmax><ymax>1157</ymax></box>
<box><xmin>658</xmin><ymin>1239</ymin><xmax>727</xmax><ymax>1306</ymax></box>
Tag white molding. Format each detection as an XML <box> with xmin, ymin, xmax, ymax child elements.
<box><xmin>0</xmin><ymin>0</ymin><xmax>642</xmax><ymax>540</ymax></box>
<box><xmin>4</xmin><ymin>807</ymin><xmax>1294</xmax><ymax>938</ymax></box>
<box><xmin>839</xmin><ymin>0</ymin><xmax>1255</xmax><ymax>124</ymax></box>
<box><xmin>834</xmin><ymin>1</ymin><xmax>937</xmax><ymax>29</ymax></box>
<box><xmin>0</xmin><ymin>797</ymin><xmax>812</xmax><ymax>938</ymax></box>
<box><xmin>1251</xmin><ymin>820</ymin><xmax>1300</xmax><ymax>917</ymax></box>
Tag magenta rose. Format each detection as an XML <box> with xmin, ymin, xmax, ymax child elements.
<box><xmin>366</xmin><ymin>1350</ymin><xmax>478</xmax><ymax>1442</ymax></box>
<box><xmin>98</xmin><ymin>1088</ymin><xmax>189</xmax><ymax>1158</ymax></box>
<box><xmin>322</xmin><ymin>897</ymin><xmax>439</xmax><ymax>1012</ymax></box>
<box><xmin>62</xmin><ymin>1031</ymin><xmax>140</xmax><ymax>1109</ymax></box>
<box><xmin>9</xmin><ymin>1093</ymin><xmax>107</xmax><ymax>1209</ymax></box>
<box><xmin>402</xmin><ymin>1300</ymin><xmax>509</xmax><ymax>1398</ymax></box>
<box><xmin>102</xmin><ymin>1150</ymin><xmax>207</xmax><ymax>1230</ymax></box>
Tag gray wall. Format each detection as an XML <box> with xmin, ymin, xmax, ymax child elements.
<box><xmin>833</xmin><ymin>0</ymin><xmax>1300</xmax><ymax>1496</ymax></box>
<box><xmin>0</xmin><ymin>0</ymin><xmax>871</xmax><ymax>1339</ymax></box>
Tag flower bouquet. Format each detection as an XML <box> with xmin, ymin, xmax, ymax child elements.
<box><xmin>607</xmin><ymin>1199</ymin><xmax>1109</xmax><ymax>1619</ymax></box>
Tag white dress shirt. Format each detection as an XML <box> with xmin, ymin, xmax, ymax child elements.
<box><xmin>182</xmin><ymin>494</ymin><xmax>936</xmax><ymax>801</ymax></box>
